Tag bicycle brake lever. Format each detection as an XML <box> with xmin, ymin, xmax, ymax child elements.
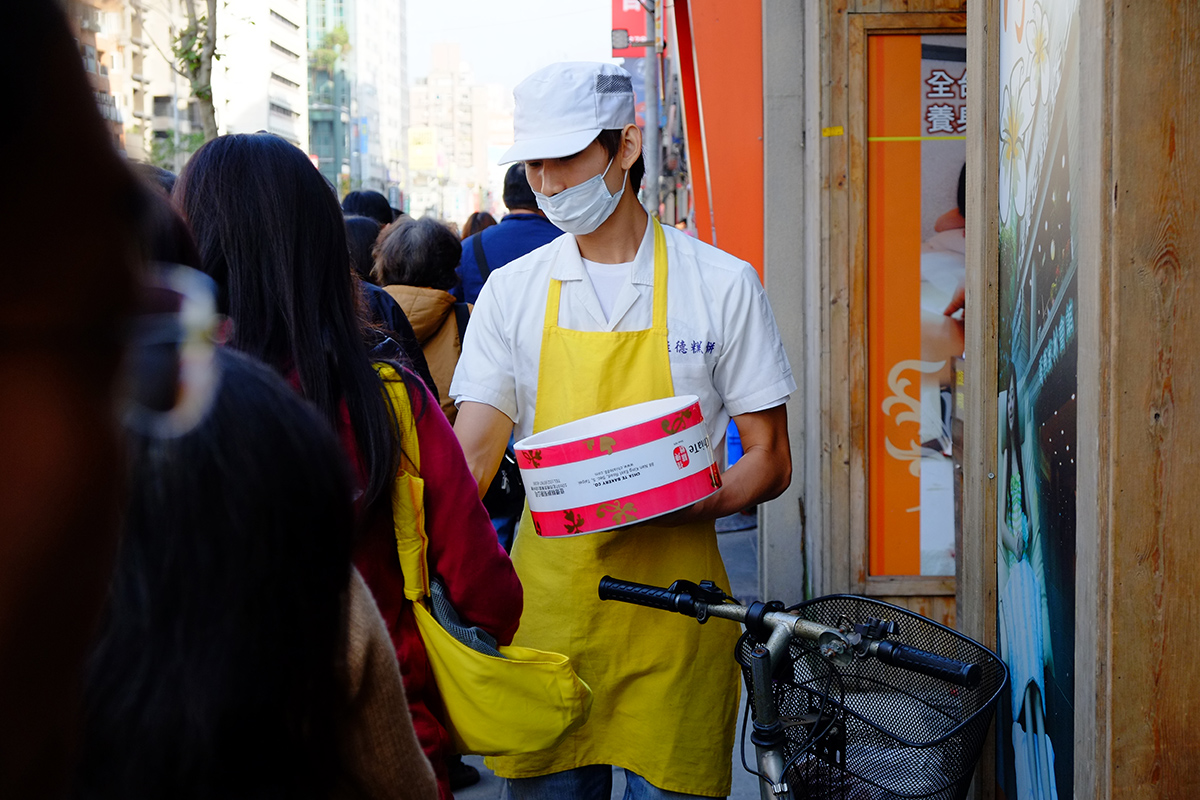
<box><xmin>665</xmin><ymin>579</ymin><xmax>732</xmax><ymax>623</ymax></box>
<box><xmin>854</xmin><ymin>617</ymin><xmax>900</xmax><ymax>640</ymax></box>
<box><xmin>849</xmin><ymin>616</ymin><xmax>900</xmax><ymax>656</ymax></box>
<box><xmin>696</xmin><ymin>580</ymin><xmax>732</xmax><ymax>604</ymax></box>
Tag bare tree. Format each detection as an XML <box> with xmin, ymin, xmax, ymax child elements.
<box><xmin>176</xmin><ymin>0</ymin><xmax>219</xmax><ymax>141</ymax></box>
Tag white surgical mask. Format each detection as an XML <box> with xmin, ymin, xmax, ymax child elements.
<box><xmin>534</xmin><ymin>158</ymin><xmax>626</xmax><ymax>236</ymax></box>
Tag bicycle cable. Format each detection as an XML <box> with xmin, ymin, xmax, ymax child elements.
<box><xmin>737</xmin><ymin>689</ymin><xmax>766</xmax><ymax>783</ymax></box>
<box><xmin>777</xmin><ymin>665</ymin><xmax>847</xmax><ymax>787</ymax></box>
<box><xmin>736</xmin><ymin>637</ymin><xmax>846</xmax><ymax>791</ymax></box>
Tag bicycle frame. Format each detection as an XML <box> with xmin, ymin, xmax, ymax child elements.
<box><xmin>701</xmin><ymin>602</ymin><xmax>854</xmax><ymax>799</ymax></box>
<box><xmin>598</xmin><ymin>577</ymin><xmax>996</xmax><ymax>800</ymax></box>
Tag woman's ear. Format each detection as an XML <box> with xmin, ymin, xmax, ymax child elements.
<box><xmin>621</xmin><ymin>124</ymin><xmax>643</xmax><ymax>170</ymax></box>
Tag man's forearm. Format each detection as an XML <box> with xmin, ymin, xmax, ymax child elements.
<box><xmin>692</xmin><ymin>448</ymin><xmax>789</xmax><ymax>519</ymax></box>
<box><xmin>453</xmin><ymin>401</ymin><xmax>515</xmax><ymax>499</ymax></box>
<box><xmin>673</xmin><ymin>404</ymin><xmax>792</xmax><ymax>524</ymax></box>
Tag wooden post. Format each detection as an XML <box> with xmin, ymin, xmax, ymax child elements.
<box><xmin>1077</xmin><ymin>0</ymin><xmax>1200</xmax><ymax>795</ymax></box>
<box><xmin>961</xmin><ymin>0</ymin><xmax>1001</xmax><ymax>796</ymax></box>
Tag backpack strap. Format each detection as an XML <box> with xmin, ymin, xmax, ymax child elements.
<box><xmin>375</xmin><ymin>364</ymin><xmax>430</xmax><ymax>602</ymax></box>
<box><xmin>453</xmin><ymin>302</ymin><xmax>471</xmax><ymax>345</ymax></box>
<box><xmin>472</xmin><ymin>233</ymin><xmax>490</xmax><ymax>281</ymax></box>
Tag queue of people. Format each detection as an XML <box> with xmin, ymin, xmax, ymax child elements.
<box><xmin>4</xmin><ymin>4</ymin><xmax>794</xmax><ymax>798</ymax></box>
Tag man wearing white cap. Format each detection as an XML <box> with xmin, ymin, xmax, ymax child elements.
<box><xmin>450</xmin><ymin>62</ymin><xmax>795</xmax><ymax>799</ymax></box>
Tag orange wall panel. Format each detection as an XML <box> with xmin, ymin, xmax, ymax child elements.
<box><xmin>669</xmin><ymin>0</ymin><xmax>712</xmax><ymax>248</ymax></box>
<box><xmin>867</xmin><ymin>35</ymin><xmax>923</xmax><ymax>576</ymax></box>
<box><xmin>681</xmin><ymin>0</ymin><xmax>764</xmax><ymax>281</ymax></box>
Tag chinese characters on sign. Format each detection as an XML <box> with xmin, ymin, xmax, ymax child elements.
<box><xmin>923</xmin><ymin>68</ymin><xmax>967</xmax><ymax>135</ymax></box>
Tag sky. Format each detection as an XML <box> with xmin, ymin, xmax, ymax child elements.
<box><xmin>406</xmin><ymin>0</ymin><xmax>618</xmax><ymax>92</ymax></box>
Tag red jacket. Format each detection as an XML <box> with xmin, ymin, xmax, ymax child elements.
<box><xmin>332</xmin><ymin>372</ymin><xmax>522</xmax><ymax>799</ymax></box>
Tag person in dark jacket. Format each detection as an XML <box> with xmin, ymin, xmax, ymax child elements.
<box><xmin>342</xmin><ymin>190</ymin><xmax>397</xmax><ymax>228</ymax></box>
<box><xmin>453</xmin><ymin>164</ymin><xmax>561</xmax><ymax>304</ymax></box>
<box><xmin>345</xmin><ymin>213</ymin><xmax>438</xmax><ymax>398</ymax></box>
<box><xmin>346</xmin><ymin>215</ymin><xmax>383</xmax><ymax>284</ymax></box>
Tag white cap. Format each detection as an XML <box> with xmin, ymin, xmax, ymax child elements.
<box><xmin>498</xmin><ymin>62</ymin><xmax>636</xmax><ymax>165</ymax></box>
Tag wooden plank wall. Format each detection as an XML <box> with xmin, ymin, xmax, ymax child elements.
<box><xmin>1077</xmin><ymin>0</ymin><xmax>1200</xmax><ymax>795</ymax></box>
<box><xmin>847</xmin><ymin>0</ymin><xmax>966</xmax><ymax>13</ymax></box>
<box><xmin>1075</xmin><ymin>0</ymin><xmax>1108</xmax><ymax>794</ymax></box>
<box><xmin>877</xmin><ymin>595</ymin><xmax>956</xmax><ymax>628</ymax></box>
<box><xmin>819</xmin><ymin>0</ymin><xmax>965</xmax><ymax>616</ymax></box>
<box><xmin>822</xmin><ymin>0</ymin><xmax>852</xmax><ymax>596</ymax></box>
<box><xmin>961</xmin><ymin>0</ymin><xmax>999</xmax><ymax>797</ymax></box>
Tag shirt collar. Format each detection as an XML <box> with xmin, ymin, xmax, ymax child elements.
<box><xmin>549</xmin><ymin>219</ymin><xmax>656</xmax><ymax>285</ymax></box>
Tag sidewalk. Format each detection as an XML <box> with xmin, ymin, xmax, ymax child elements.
<box><xmin>454</xmin><ymin>518</ymin><xmax>763</xmax><ymax>799</ymax></box>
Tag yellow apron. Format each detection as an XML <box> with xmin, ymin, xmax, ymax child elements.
<box><xmin>487</xmin><ymin>219</ymin><xmax>740</xmax><ymax>797</ymax></box>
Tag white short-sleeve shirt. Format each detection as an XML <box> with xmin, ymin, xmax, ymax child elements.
<box><xmin>449</xmin><ymin>221</ymin><xmax>796</xmax><ymax>445</ymax></box>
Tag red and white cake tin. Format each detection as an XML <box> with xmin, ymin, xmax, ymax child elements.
<box><xmin>514</xmin><ymin>395</ymin><xmax>722</xmax><ymax>537</ymax></box>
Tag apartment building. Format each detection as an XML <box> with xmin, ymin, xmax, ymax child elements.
<box><xmin>212</xmin><ymin>0</ymin><xmax>309</xmax><ymax>150</ymax></box>
<box><xmin>64</xmin><ymin>0</ymin><xmax>130</xmax><ymax>151</ymax></box>
<box><xmin>308</xmin><ymin>0</ymin><xmax>406</xmax><ymax>203</ymax></box>
<box><xmin>407</xmin><ymin>43</ymin><xmax>506</xmax><ymax>221</ymax></box>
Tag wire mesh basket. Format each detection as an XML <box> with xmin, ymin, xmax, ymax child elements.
<box><xmin>736</xmin><ymin>595</ymin><xmax>1008</xmax><ymax>800</ymax></box>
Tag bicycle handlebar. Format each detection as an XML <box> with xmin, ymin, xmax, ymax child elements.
<box><xmin>599</xmin><ymin>576</ymin><xmax>982</xmax><ymax>689</ymax></box>
<box><xmin>872</xmin><ymin>641</ymin><xmax>981</xmax><ymax>688</ymax></box>
<box><xmin>598</xmin><ymin>576</ymin><xmax>698</xmax><ymax>615</ymax></box>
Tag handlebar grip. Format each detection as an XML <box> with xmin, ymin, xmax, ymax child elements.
<box><xmin>598</xmin><ymin>577</ymin><xmax>691</xmax><ymax>614</ymax></box>
<box><xmin>874</xmin><ymin>641</ymin><xmax>982</xmax><ymax>689</ymax></box>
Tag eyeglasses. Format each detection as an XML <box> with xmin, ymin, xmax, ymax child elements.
<box><xmin>122</xmin><ymin>263</ymin><xmax>225</xmax><ymax>438</ymax></box>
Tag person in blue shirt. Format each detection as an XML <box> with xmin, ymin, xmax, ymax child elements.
<box><xmin>454</xmin><ymin>163</ymin><xmax>562</xmax><ymax>304</ymax></box>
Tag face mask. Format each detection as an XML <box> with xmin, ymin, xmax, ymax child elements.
<box><xmin>534</xmin><ymin>158</ymin><xmax>626</xmax><ymax>236</ymax></box>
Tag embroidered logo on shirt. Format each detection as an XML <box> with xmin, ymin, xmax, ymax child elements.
<box><xmin>669</xmin><ymin>339</ymin><xmax>718</xmax><ymax>356</ymax></box>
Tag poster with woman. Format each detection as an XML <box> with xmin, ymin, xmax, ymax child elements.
<box><xmin>996</xmin><ymin>1</ymin><xmax>1079</xmax><ymax>798</ymax></box>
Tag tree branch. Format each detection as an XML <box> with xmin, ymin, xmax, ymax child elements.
<box><xmin>146</xmin><ymin>26</ymin><xmax>188</xmax><ymax>79</ymax></box>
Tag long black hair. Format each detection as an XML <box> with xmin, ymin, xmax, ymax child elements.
<box><xmin>176</xmin><ymin>133</ymin><xmax>399</xmax><ymax>507</ymax></box>
<box><xmin>341</xmin><ymin>189</ymin><xmax>396</xmax><ymax>227</ymax></box>
<box><xmin>76</xmin><ymin>349</ymin><xmax>354</xmax><ymax>798</ymax></box>
<box><xmin>345</xmin><ymin>214</ymin><xmax>383</xmax><ymax>284</ymax></box>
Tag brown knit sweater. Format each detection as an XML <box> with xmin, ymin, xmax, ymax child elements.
<box><xmin>333</xmin><ymin>569</ymin><xmax>439</xmax><ymax>800</ymax></box>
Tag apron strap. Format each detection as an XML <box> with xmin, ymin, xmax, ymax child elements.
<box><xmin>543</xmin><ymin>273</ymin><xmax>564</xmax><ymax>331</ymax></box>
<box><xmin>544</xmin><ymin>217</ymin><xmax>670</xmax><ymax>333</ymax></box>
<box><xmin>376</xmin><ymin>365</ymin><xmax>432</xmax><ymax>603</ymax></box>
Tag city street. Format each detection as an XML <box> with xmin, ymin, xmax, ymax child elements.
<box><xmin>456</xmin><ymin>518</ymin><xmax>764</xmax><ymax>800</ymax></box>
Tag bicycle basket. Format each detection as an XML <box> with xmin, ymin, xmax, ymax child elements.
<box><xmin>736</xmin><ymin>595</ymin><xmax>1007</xmax><ymax>800</ymax></box>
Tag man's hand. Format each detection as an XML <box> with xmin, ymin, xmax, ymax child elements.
<box><xmin>655</xmin><ymin>404</ymin><xmax>792</xmax><ymax>527</ymax></box>
<box><xmin>453</xmin><ymin>401</ymin><xmax>516</xmax><ymax>499</ymax></box>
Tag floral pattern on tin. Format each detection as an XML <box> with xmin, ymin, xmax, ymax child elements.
<box><xmin>563</xmin><ymin>509</ymin><xmax>586</xmax><ymax>535</ymax></box>
<box><xmin>660</xmin><ymin>407</ymin><xmax>695</xmax><ymax>435</ymax></box>
<box><xmin>597</xmin><ymin>500</ymin><xmax>638</xmax><ymax>525</ymax></box>
<box><xmin>584</xmin><ymin>436</ymin><xmax>617</xmax><ymax>455</ymax></box>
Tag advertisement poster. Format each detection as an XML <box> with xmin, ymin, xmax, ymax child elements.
<box><xmin>996</xmin><ymin>1</ymin><xmax>1079</xmax><ymax>798</ymax></box>
<box><xmin>612</xmin><ymin>0</ymin><xmax>648</xmax><ymax>58</ymax></box>
<box><xmin>867</xmin><ymin>34</ymin><xmax>966</xmax><ymax>577</ymax></box>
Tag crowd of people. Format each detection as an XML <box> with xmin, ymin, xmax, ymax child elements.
<box><xmin>4</xmin><ymin>4</ymin><xmax>796</xmax><ymax>799</ymax></box>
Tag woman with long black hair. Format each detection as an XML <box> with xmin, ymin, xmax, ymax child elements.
<box><xmin>175</xmin><ymin>133</ymin><xmax>522</xmax><ymax>799</ymax></box>
<box><xmin>77</xmin><ymin>348</ymin><xmax>437</xmax><ymax>799</ymax></box>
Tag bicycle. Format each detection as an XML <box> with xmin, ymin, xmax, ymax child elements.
<box><xmin>598</xmin><ymin>577</ymin><xmax>1008</xmax><ymax>800</ymax></box>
